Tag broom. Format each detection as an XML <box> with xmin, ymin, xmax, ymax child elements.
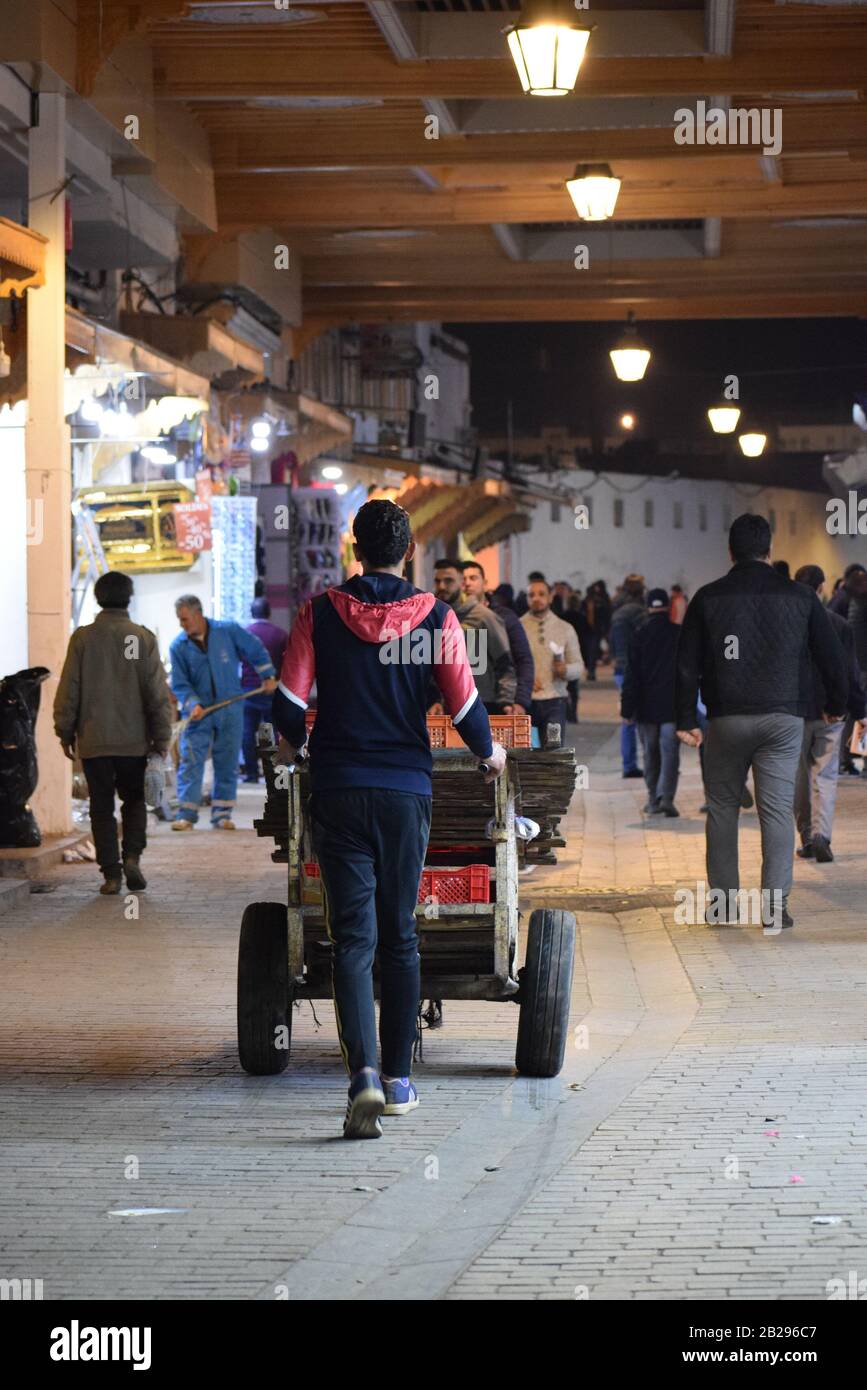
<box><xmin>173</xmin><ymin>685</ymin><xmax>269</xmax><ymax>742</ymax></box>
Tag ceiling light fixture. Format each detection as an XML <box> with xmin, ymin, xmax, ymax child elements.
<box><xmin>566</xmin><ymin>163</ymin><xmax>621</xmax><ymax>221</ymax></box>
<box><xmin>505</xmin><ymin>0</ymin><xmax>593</xmax><ymax>97</ymax></box>
<box><xmin>708</xmin><ymin>405</ymin><xmax>742</xmax><ymax>434</ymax></box>
<box><xmin>322</xmin><ymin>464</ymin><xmax>343</xmax><ymax>481</ymax></box>
<box><xmin>739</xmin><ymin>431</ymin><xmax>768</xmax><ymax>458</ymax></box>
<box><xmin>609</xmin><ymin>312</ymin><xmax>651</xmax><ymax>383</ymax></box>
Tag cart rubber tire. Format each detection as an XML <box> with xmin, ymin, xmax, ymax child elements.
<box><xmin>238</xmin><ymin>902</ymin><xmax>291</xmax><ymax>1075</ymax></box>
<box><xmin>515</xmin><ymin>908</ymin><xmax>576</xmax><ymax>1078</ymax></box>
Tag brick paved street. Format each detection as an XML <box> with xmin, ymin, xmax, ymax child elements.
<box><xmin>1</xmin><ymin>678</ymin><xmax>866</xmax><ymax>1301</ymax></box>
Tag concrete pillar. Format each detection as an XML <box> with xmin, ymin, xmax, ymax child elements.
<box><xmin>27</xmin><ymin>92</ymin><xmax>72</xmax><ymax>836</ymax></box>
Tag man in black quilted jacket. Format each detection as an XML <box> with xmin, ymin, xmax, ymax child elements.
<box><xmin>675</xmin><ymin>515</ymin><xmax>848</xmax><ymax>930</ymax></box>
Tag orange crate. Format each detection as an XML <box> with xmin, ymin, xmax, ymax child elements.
<box><xmin>489</xmin><ymin>714</ymin><xmax>531</xmax><ymax>748</ymax></box>
<box><xmin>427</xmin><ymin>714</ymin><xmax>530</xmax><ymax>749</ymax></box>
<box><xmin>302</xmin><ymin>710</ymin><xmax>530</xmax><ymax>749</ymax></box>
<box><xmin>418</xmin><ymin>865</ymin><xmax>490</xmax><ymax>905</ymax></box>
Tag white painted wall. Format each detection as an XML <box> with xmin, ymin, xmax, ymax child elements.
<box><xmin>507</xmin><ymin>471</ymin><xmax>867</xmax><ymax>597</ymax></box>
<box><xmin>0</xmin><ymin>405</ymin><xmax>29</xmax><ymax>676</ymax></box>
<box><xmin>416</xmin><ymin>323</ymin><xmax>471</xmax><ymax>449</ymax></box>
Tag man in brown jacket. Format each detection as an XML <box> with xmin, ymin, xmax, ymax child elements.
<box><xmin>54</xmin><ymin>571</ymin><xmax>173</xmax><ymax>895</ymax></box>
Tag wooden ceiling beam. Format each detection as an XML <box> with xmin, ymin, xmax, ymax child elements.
<box><xmin>209</xmin><ymin>105</ymin><xmax>867</xmax><ymax>174</ymax></box>
<box><xmin>301</xmin><ymin>252</ymin><xmax>867</xmax><ymax>290</ymax></box>
<box><xmin>215</xmin><ymin>178</ymin><xmax>867</xmax><ymax>230</ymax></box>
<box><xmin>155</xmin><ymin>48</ymin><xmax>867</xmax><ymax>102</ymax></box>
<box><xmin>301</xmin><ymin>288</ymin><xmax>867</xmax><ymax>323</ymax></box>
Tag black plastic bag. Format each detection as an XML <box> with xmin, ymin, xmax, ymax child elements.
<box><xmin>0</xmin><ymin>666</ymin><xmax>50</xmax><ymax>848</ymax></box>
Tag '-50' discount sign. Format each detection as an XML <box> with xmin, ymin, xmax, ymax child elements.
<box><xmin>173</xmin><ymin>500</ymin><xmax>212</xmax><ymax>552</ymax></box>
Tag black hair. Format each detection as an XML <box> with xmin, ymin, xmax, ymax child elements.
<box><xmin>844</xmin><ymin>562</ymin><xmax>866</xmax><ymax>580</ymax></box>
<box><xmin>795</xmin><ymin>564</ymin><xmax>824</xmax><ymax>592</ymax></box>
<box><xmin>729</xmin><ymin>513</ymin><xmax>772</xmax><ymax>563</ymax></box>
<box><xmin>94</xmin><ymin>571</ymin><xmax>133</xmax><ymax>609</ymax></box>
<box><xmin>462</xmin><ymin>560</ymin><xmax>485</xmax><ymax>579</ymax></box>
<box><xmin>353</xmin><ymin>499</ymin><xmax>412</xmax><ymax>568</ymax></box>
<box><xmin>527</xmin><ymin>570</ymin><xmax>546</xmax><ymax>584</ymax></box>
<box><xmin>434</xmin><ymin>557</ymin><xmax>462</xmax><ymax>572</ymax></box>
<box><xmin>250</xmin><ymin>597</ymin><xmax>271</xmax><ymax>619</ymax></box>
<box><xmin>773</xmin><ymin>560</ymin><xmax>791</xmax><ymax>580</ymax></box>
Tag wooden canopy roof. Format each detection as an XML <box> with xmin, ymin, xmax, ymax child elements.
<box><xmin>76</xmin><ymin>0</ymin><xmax>867</xmax><ymax>325</ymax></box>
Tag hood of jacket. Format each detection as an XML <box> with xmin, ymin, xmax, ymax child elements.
<box><xmin>453</xmin><ymin>597</ymin><xmax>488</xmax><ymax>623</ymax></box>
<box><xmin>327</xmin><ymin>573</ymin><xmax>436</xmax><ymax>644</ymax></box>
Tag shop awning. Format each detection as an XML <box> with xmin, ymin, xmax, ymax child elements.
<box><xmin>0</xmin><ymin>217</ymin><xmax>46</xmax><ymax>297</ymax></box>
<box><xmin>66</xmin><ymin>307</ymin><xmax>212</xmax><ymax>400</ymax></box>
<box><xmin>0</xmin><ymin>304</ymin><xmax>213</xmax><ymax>412</ymax></box>
<box><xmin>119</xmin><ymin>311</ymin><xmax>266</xmax><ymax>385</ymax></box>
<box><xmin>221</xmin><ymin>385</ymin><xmax>353</xmax><ymax>467</ymax></box>
<box><xmin>395</xmin><ymin>477</ymin><xmax>534</xmax><ymax>547</ymax></box>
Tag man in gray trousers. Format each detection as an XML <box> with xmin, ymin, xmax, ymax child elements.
<box><xmin>675</xmin><ymin>515</ymin><xmax>848</xmax><ymax>930</ymax></box>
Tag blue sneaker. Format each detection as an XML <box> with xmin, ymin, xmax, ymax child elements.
<box><xmin>343</xmin><ymin>1068</ymin><xmax>385</xmax><ymax>1139</ymax></box>
<box><xmin>382</xmin><ymin>1077</ymin><xmax>419</xmax><ymax>1116</ymax></box>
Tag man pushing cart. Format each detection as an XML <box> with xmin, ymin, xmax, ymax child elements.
<box><xmin>272</xmin><ymin>500</ymin><xmax>507</xmax><ymax>1138</ymax></box>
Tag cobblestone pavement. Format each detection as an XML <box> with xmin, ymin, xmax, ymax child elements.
<box><xmin>1</xmin><ymin>679</ymin><xmax>865</xmax><ymax>1300</ymax></box>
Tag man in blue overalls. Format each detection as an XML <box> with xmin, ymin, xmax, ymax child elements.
<box><xmin>169</xmin><ymin>594</ymin><xmax>277</xmax><ymax>830</ymax></box>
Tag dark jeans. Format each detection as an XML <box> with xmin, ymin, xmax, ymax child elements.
<box><xmin>638</xmin><ymin>722</ymin><xmax>680</xmax><ymax>805</ymax></box>
<box><xmin>242</xmin><ymin>693</ymin><xmax>272</xmax><ymax>779</ymax></box>
<box><xmin>82</xmin><ymin>755</ymin><xmax>147</xmax><ymax>872</ymax></box>
<box><xmin>311</xmin><ymin>787</ymin><xmax>432</xmax><ymax>1078</ymax></box>
<box><xmin>530</xmin><ymin>697</ymin><xmax>568</xmax><ymax>748</ymax></box>
<box><xmin>581</xmin><ymin>630</ymin><xmax>599</xmax><ymax>678</ymax></box>
<box><xmin>613</xmin><ymin>673</ymin><xmax>639</xmax><ymax>771</ymax></box>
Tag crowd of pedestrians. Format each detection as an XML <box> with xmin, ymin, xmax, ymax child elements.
<box><xmin>498</xmin><ymin>515</ymin><xmax>866</xmax><ymax>930</ymax></box>
<box><xmin>52</xmin><ymin>515</ymin><xmax>865</xmax><ymax>933</ymax></box>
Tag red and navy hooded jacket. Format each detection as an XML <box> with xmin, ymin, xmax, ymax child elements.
<box><xmin>272</xmin><ymin>572</ymin><xmax>493</xmax><ymax>795</ymax></box>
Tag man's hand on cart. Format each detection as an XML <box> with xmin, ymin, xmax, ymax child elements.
<box><xmin>275</xmin><ymin>736</ymin><xmax>307</xmax><ymax>767</ymax></box>
<box><xmin>480</xmin><ymin>741</ymin><xmax>507</xmax><ymax>783</ymax></box>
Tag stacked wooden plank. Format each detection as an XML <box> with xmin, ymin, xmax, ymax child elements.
<box><xmin>254</xmin><ymin>745</ymin><xmax>577</xmax><ymax>865</ymax></box>
<box><xmin>510</xmin><ymin>749</ymin><xmax>577</xmax><ymax>864</ymax></box>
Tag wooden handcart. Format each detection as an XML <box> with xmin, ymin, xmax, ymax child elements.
<box><xmin>238</xmin><ymin>740</ymin><xmax>578</xmax><ymax>1080</ymax></box>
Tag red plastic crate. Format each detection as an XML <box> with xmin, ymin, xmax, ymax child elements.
<box><xmin>418</xmin><ymin>865</ymin><xmax>490</xmax><ymax>905</ymax></box>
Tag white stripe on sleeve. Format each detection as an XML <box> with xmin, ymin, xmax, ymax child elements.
<box><xmin>452</xmin><ymin>688</ymin><xmax>478</xmax><ymax>725</ymax></box>
<box><xmin>278</xmin><ymin>681</ymin><xmax>308</xmax><ymax>710</ymax></box>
